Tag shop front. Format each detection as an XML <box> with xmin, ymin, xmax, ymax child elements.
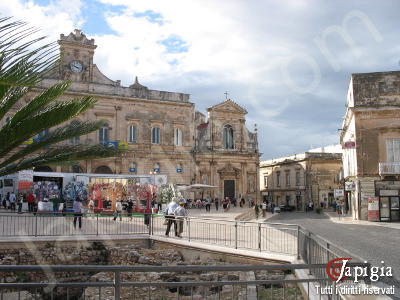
<box><xmin>375</xmin><ymin>181</ymin><xmax>400</xmax><ymax>222</ymax></box>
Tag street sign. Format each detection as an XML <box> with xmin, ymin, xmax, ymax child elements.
<box><xmin>334</xmin><ymin>189</ymin><xmax>344</xmax><ymax>197</ymax></box>
<box><xmin>129</xmin><ymin>168</ymin><xmax>136</xmax><ymax>173</ymax></box>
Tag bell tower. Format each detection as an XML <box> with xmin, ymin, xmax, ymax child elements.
<box><xmin>58</xmin><ymin>29</ymin><xmax>97</xmax><ymax>82</ymax></box>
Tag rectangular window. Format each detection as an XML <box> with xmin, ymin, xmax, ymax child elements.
<box><xmin>129</xmin><ymin>126</ymin><xmax>136</xmax><ymax>143</ymax></box>
<box><xmin>264</xmin><ymin>176</ymin><xmax>268</xmax><ymax>187</ymax></box>
<box><xmin>285</xmin><ymin>171</ymin><xmax>290</xmax><ymax>187</ymax></box>
<box><xmin>99</xmin><ymin>127</ymin><xmax>109</xmax><ymax>143</ymax></box>
<box><xmin>386</xmin><ymin>139</ymin><xmax>400</xmax><ymax>162</ymax></box>
<box><xmin>152</xmin><ymin>127</ymin><xmax>160</xmax><ymax>144</ymax></box>
<box><xmin>174</xmin><ymin>128</ymin><xmax>182</xmax><ymax>146</ymax></box>
<box><xmin>276</xmin><ymin>172</ymin><xmax>281</xmax><ymax>187</ymax></box>
<box><xmin>296</xmin><ymin>171</ymin><xmax>301</xmax><ymax>186</ymax></box>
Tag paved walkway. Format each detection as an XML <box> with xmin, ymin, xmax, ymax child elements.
<box><xmin>324</xmin><ymin>210</ymin><xmax>400</xmax><ymax>230</ymax></box>
<box><xmin>184</xmin><ymin>205</ymin><xmax>252</xmax><ymax>220</ymax></box>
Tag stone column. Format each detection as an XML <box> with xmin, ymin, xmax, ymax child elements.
<box><xmin>241</xmin><ymin>162</ymin><xmax>246</xmax><ymax>197</ymax></box>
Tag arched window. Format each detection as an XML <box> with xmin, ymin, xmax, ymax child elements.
<box><xmin>128</xmin><ymin>125</ymin><xmax>137</xmax><ymax>143</ymax></box>
<box><xmin>69</xmin><ymin>120</ymin><xmax>80</xmax><ymax>144</ymax></box>
<box><xmin>174</xmin><ymin>128</ymin><xmax>182</xmax><ymax>146</ymax></box>
<box><xmin>99</xmin><ymin>123</ymin><xmax>109</xmax><ymax>144</ymax></box>
<box><xmin>95</xmin><ymin>165</ymin><xmax>113</xmax><ymax>174</ymax></box>
<box><xmin>151</xmin><ymin>127</ymin><xmax>160</xmax><ymax>144</ymax></box>
<box><xmin>71</xmin><ymin>165</ymin><xmax>83</xmax><ymax>173</ymax></box>
<box><xmin>34</xmin><ymin>166</ymin><xmax>53</xmax><ymax>172</ymax></box>
<box><xmin>223</xmin><ymin>125</ymin><xmax>234</xmax><ymax>149</ymax></box>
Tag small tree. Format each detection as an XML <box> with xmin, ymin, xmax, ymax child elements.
<box><xmin>0</xmin><ymin>17</ymin><xmax>122</xmax><ymax>176</ymax></box>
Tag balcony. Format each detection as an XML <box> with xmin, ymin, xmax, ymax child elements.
<box><xmin>379</xmin><ymin>162</ymin><xmax>400</xmax><ymax>175</ymax></box>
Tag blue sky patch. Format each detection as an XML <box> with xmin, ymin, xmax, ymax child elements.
<box><xmin>26</xmin><ymin>0</ymin><xmax>125</xmax><ymax>36</ymax></box>
<box><xmin>81</xmin><ymin>0</ymin><xmax>125</xmax><ymax>35</ymax></box>
<box><xmin>158</xmin><ymin>35</ymin><xmax>189</xmax><ymax>53</ymax></box>
<box><xmin>133</xmin><ymin>10</ymin><xmax>164</xmax><ymax>25</ymax></box>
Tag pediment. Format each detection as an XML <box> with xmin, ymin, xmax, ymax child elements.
<box><xmin>217</xmin><ymin>163</ymin><xmax>241</xmax><ymax>177</ymax></box>
<box><xmin>208</xmin><ymin>99</ymin><xmax>247</xmax><ymax>114</ymax></box>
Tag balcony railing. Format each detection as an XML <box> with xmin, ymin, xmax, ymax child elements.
<box><xmin>379</xmin><ymin>162</ymin><xmax>400</xmax><ymax>175</ymax></box>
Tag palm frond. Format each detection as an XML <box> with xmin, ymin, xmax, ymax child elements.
<box><xmin>0</xmin><ymin>144</ymin><xmax>122</xmax><ymax>176</ymax></box>
<box><xmin>0</xmin><ymin>95</ymin><xmax>97</xmax><ymax>156</ymax></box>
<box><xmin>0</xmin><ymin>17</ymin><xmax>124</xmax><ymax>176</ymax></box>
<box><xmin>0</xmin><ymin>120</ymin><xmax>105</xmax><ymax>168</ymax></box>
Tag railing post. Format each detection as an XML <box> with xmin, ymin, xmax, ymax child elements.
<box><xmin>258</xmin><ymin>223</ymin><xmax>261</xmax><ymax>252</ymax></box>
<box><xmin>188</xmin><ymin>218</ymin><xmax>190</xmax><ymax>242</ymax></box>
<box><xmin>151</xmin><ymin>213</ymin><xmax>154</xmax><ymax>235</ymax></box>
<box><xmin>114</xmin><ymin>271</ymin><xmax>121</xmax><ymax>300</ymax></box>
<box><xmin>326</xmin><ymin>242</ymin><xmax>330</xmax><ymax>262</ymax></box>
<box><xmin>148</xmin><ymin>214</ymin><xmax>152</xmax><ymax>235</ymax></box>
<box><xmin>96</xmin><ymin>213</ymin><xmax>99</xmax><ymax>236</ymax></box>
<box><xmin>34</xmin><ymin>214</ymin><xmax>38</xmax><ymax>237</ymax></box>
<box><xmin>297</xmin><ymin>226</ymin><xmax>300</xmax><ymax>260</ymax></box>
<box><xmin>235</xmin><ymin>221</ymin><xmax>238</xmax><ymax>249</ymax></box>
<box><xmin>308</xmin><ymin>231</ymin><xmax>312</xmax><ymax>275</ymax></box>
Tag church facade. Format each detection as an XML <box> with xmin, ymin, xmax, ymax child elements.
<box><xmin>14</xmin><ymin>30</ymin><xmax>260</xmax><ymax>201</ymax></box>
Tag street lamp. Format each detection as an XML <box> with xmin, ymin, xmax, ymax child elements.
<box><xmin>149</xmin><ymin>170</ymin><xmax>158</xmax><ymax>185</ymax></box>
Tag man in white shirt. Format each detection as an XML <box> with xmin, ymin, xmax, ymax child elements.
<box><xmin>165</xmin><ymin>198</ymin><xmax>178</xmax><ymax>236</ymax></box>
<box><xmin>113</xmin><ymin>200</ymin><xmax>123</xmax><ymax>221</ymax></box>
<box><xmin>9</xmin><ymin>192</ymin><xmax>16</xmax><ymax>211</ymax></box>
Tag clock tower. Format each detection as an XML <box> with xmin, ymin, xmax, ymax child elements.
<box><xmin>58</xmin><ymin>29</ymin><xmax>97</xmax><ymax>82</ymax></box>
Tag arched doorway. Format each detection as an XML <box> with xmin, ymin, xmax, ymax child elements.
<box><xmin>33</xmin><ymin>166</ymin><xmax>53</xmax><ymax>172</ymax></box>
<box><xmin>71</xmin><ymin>165</ymin><xmax>84</xmax><ymax>173</ymax></box>
<box><xmin>94</xmin><ymin>166</ymin><xmax>113</xmax><ymax>174</ymax></box>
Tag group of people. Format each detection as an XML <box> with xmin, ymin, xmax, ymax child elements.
<box><xmin>164</xmin><ymin>197</ymin><xmax>188</xmax><ymax>238</ymax></box>
<box><xmin>1</xmin><ymin>192</ymin><xmax>33</xmax><ymax>213</ymax></box>
<box><xmin>183</xmin><ymin>196</ymin><xmax>252</xmax><ymax>212</ymax></box>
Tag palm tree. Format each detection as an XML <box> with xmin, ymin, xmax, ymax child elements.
<box><xmin>0</xmin><ymin>17</ymin><xmax>122</xmax><ymax>176</ymax></box>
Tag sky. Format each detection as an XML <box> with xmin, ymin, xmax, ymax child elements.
<box><xmin>1</xmin><ymin>0</ymin><xmax>399</xmax><ymax>160</ymax></box>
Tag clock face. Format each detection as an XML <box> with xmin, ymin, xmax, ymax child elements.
<box><xmin>70</xmin><ymin>60</ymin><xmax>83</xmax><ymax>73</ymax></box>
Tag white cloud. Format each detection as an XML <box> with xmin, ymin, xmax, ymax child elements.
<box><xmin>1</xmin><ymin>0</ymin><xmax>398</xmax><ymax>158</ymax></box>
<box><xmin>0</xmin><ymin>0</ymin><xmax>83</xmax><ymax>44</ymax></box>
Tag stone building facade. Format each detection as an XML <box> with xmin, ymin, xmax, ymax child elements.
<box><xmin>6</xmin><ymin>29</ymin><xmax>260</xmax><ymax>200</ymax></box>
<box><xmin>260</xmin><ymin>149</ymin><xmax>342</xmax><ymax>210</ymax></box>
<box><xmin>194</xmin><ymin>101</ymin><xmax>260</xmax><ymax>201</ymax></box>
<box><xmin>341</xmin><ymin>71</ymin><xmax>400</xmax><ymax>222</ymax></box>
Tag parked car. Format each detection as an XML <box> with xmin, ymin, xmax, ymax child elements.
<box><xmin>273</xmin><ymin>206</ymin><xmax>281</xmax><ymax>213</ymax></box>
<box><xmin>279</xmin><ymin>205</ymin><xmax>295</xmax><ymax>212</ymax></box>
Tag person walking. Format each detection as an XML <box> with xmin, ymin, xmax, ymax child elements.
<box><xmin>214</xmin><ymin>198</ymin><xmax>219</xmax><ymax>211</ymax></box>
<box><xmin>17</xmin><ymin>194</ymin><xmax>24</xmax><ymax>214</ymax></box>
<box><xmin>174</xmin><ymin>200</ymin><xmax>188</xmax><ymax>238</ymax></box>
<box><xmin>165</xmin><ymin>198</ymin><xmax>178</xmax><ymax>236</ymax></box>
<box><xmin>27</xmin><ymin>192</ymin><xmax>34</xmax><ymax>212</ymax></box>
<box><xmin>205</xmin><ymin>197</ymin><xmax>211</xmax><ymax>212</ymax></box>
<box><xmin>73</xmin><ymin>199</ymin><xmax>82</xmax><ymax>229</ymax></box>
<box><xmin>262</xmin><ymin>201</ymin><xmax>267</xmax><ymax>217</ymax></box>
<box><xmin>9</xmin><ymin>192</ymin><xmax>16</xmax><ymax>211</ymax></box>
<box><xmin>222</xmin><ymin>197</ymin><xmax>229</xmax><ymax>212</ymax></box>
<box><xmin>126</xmin><ymin>199</ymin><xmax>133</xmax><ymax>221</ymax></box>
<box><xmin>157</xmin><ymin>200</ymin><xmax>162</xmax><ymax>212</ymax></box>
<box><xmin>88</xmin><ymin>198</ymin><xmax>95</xmax><ymax>218</ymax></box>
<box><xmin>113</xmin><ymin>200</ymin><xmax>123</xmax><ymax>221</ymax></box>
<box><xmin>271</xmin><ymin>202</ymin><xmax>275</xmax><ymax>214</ymax></box>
